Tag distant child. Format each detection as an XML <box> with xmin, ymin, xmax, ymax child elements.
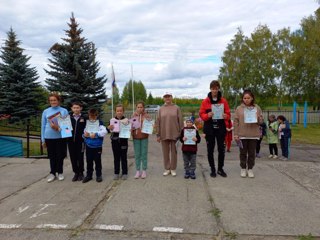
<box><xmin>108</xmin><ymin>104</ymin><xmax>129</xmax><ymax>180</ymax></box>
<box><xmin>82</xmin><ymin>109</ymin><xmax>107</xmax><ymax>183</ymax></box>
<box><xmin>131</xmin><ymin>101</ymin><xmax>150</xmax><ymax>179</ymax></box>
<box><xmin>68</xmin><ymin>101</ymin><xmax>87</xmax><ymax>182</ymax></box>
<box><xmin>256</xmin><ymin>122</ymin><xmax>267</xmax><ymax>158</ymax></box>
<box><xmin>225</xmin><ymin>119</ymin><xmax>233</xmax><ymax>152</ymax></box>
<box><xmin>179</xmin><ymin>118</ymin><xmax>201</xmax><ymax>179</ymax></box>
<box><xmin>266</xmin><ymin>114</ymin><xmax>279</xmax><ymax>159</ymax></box>
<box><xmin>277</xmin><ymin>115</ymin><xmax>291</xmax><ymax>161</ymax></box>
<box><xmin>233</xmin><ymin>89</ymin><xmax>264</xmax><ymax>178</ymax></box>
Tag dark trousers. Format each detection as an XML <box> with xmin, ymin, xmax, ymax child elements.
<box><xmin>112</xmin><ymin>139</ymin><xmax>128</xmax><ymax>175</ymax></box>
<box><xmin>68</xmin><ymin>140</ymin><xmax>84</xmax><ymax>175</ymax></box>
<box><xmin>269</xmin><ymin>143</ymin><xmax>278</xmax><ymax>155</ymax></box>
<box><xmin>205</xmin><ymin>128</ymin><xmax>226</xmax><ymax>171</ymax></box>
<box><xmin>85</xmin><ymin>146</ymin><xmax>102</xmax><ymax>177</ymax></box>
<box><xmin>183</xmin><ymin>152</ymin><xmax>196</xmax><ymax>172</ymax></box>
<box><xmin>240</xmin><ymin>139</ymin><xmax>257</xmax><ymax>169</ymax></box>
<box><xmin>280</xmin><ymin>138</ymin><xmax>290</xmax><ymax>158</ymax></box>
<box><xmin>256</xmin><ymin>137</ymin><xmax>263</xmax><ymax>154</ymax></box>
<box><xmin>45</xmin><ymin>138</ymin><xmax>67</xmax><ymax>175</ymax></box>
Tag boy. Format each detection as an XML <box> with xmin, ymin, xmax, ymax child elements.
<box><xmin>179</xmin><ymin>118</ymin><xmax>201</xmax><ymax>179</ymax></box>
<box><xmin>83</xmin><ymin>109</ymin><xmax>107</xmax><ymax>183</ymax></box>
<box><xmin>68</xmin><ymin>102</ymin><xmax>87</xmax><ymax>181</ymax></box>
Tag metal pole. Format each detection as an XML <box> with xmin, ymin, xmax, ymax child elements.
<box><xmin>131</xmin><ymin>64</ymin><xmax>135</xmax><ymax>113</ymax></box>
<box><xmin>26</xmin><ymin>119</ymin><xmax>30</xmax><ymax>158</ymax></box>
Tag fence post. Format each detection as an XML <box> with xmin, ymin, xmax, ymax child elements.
<box><xmin>26</xmin><ymin>119</ymin><xmax>30</xmax><ymax>158</ymax></box>
<box><xmin>292</xmin><ymin>101</ymin><xmax>297</xmax><ymax>126</ymax></box>
<box><xmin>304</xmin><ymin>101</ymin><xmax>308</xmax><ymax>128</ymax></box>
<box><xmin>297</xmin><ymin>110</ymin><xmax>300</xmax><ymax>124</ymax></box>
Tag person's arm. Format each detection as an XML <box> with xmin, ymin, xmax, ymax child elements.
<box><xmin>177</xmin><ymin>107</ymin><xmax>184</xmax><ymax>131</ymax></box>
<box><xmin>179</xmin><ymin>129</ymin><xmax>184</xmax><ymax>143</ymax></box>
<box><xmin>155</xmin><ymin>109</ymin><xmax>161</xmax><ymax>142</ymax></box>
<box><xmin>199</xmin><ymin>99</ymin><xmax>212</xmax><ymax>121</ymax></box>
<box><xmin>233</xmin><ymin>107</ymin><xmax>240</xmax><ymax>141</ymax></box>
<box><xmin>223</xmin><ymin>99</ymin><xmax>231</xmax><ymax>120</ymax></box>
<box><xmin>196</xmin><ymin>130</ymin><xmax>201</xmax><ymax>143</ymax></box>
<box><xmin>41</xmin><ymin>110</ymin><xmax>47</xmax><ymax>144</ymax></box>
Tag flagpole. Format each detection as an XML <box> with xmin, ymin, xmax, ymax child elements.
<box><xmin>131</xmin><ymin>64</ymin><xmax>135</xmax><ymax>113</ymax></box>
<box><xmin>111</xmin><ymin>63</ymin><xmax>115</xmax><ymax>118</ymax></box>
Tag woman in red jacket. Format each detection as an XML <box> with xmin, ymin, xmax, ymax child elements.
<box><xmin>199</xmin><ymin>80</ymin><xmax>231</xmax><ymax>178</ymax></box>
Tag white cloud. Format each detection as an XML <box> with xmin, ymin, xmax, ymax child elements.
<box><xmin>0</xmin><ymin>0</ymin><xmax>318</xmax><ymax>99</ymax></box>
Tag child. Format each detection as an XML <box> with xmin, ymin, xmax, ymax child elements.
<box><xmin>82</xmin><ymin>109</ymin><xmax>107</xmax><ymax>183</ymax></box>
<box><xmin>277</xmin><ymin>115</ymin><xmax>291</xmax><ymax>161</ymax></box>
<box><xmin>266</xmin><ymin>114</ymin><xmax>279</xmax><ymax>159</ymax></box>
<box><xmin>131</xmin><ymin>101</ymin><xmax>150</xmax><ymax>179</ymax></box>
<box><xmin>68</xmin><ymin>102</ymin><xmax>87</xmax><ymax>182</ymax></box>
<box><xmin>108</xmin><ymin>104</ymin><xmax>129</xmax><ymax>180</ymax></box>
<box><xmin>256</xmin><ymin>122</ymin><xmax>267</xmax><ymax>158</ymax></box>
<box><xmin>233</xmin><ymin>89</ymin><xmax>264</xmax><ymax>178</ymax></box>
<box><xmin>179</xmin><ymin>118</ymin><xmax>201</xmax><ymax>179</ymax></box>
<box><xmin>225</xmin><ymin>119</ymin><xmax>233</xmax><ymax>152</ymax></box>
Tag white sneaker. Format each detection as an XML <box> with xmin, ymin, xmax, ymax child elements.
<box><xmin>268</xmin><ymin>154</ymin><xmax>273</xmax><ymax>158</ymax></box>
<box><xmin>47</xmin><ymin>174</ymin><xmax>55</xmax><ymax>183</ymax></box>
<box><xmin>248</xmin><ymin>169</ymin><xmax>254</xmax><ymax>178</ymax></box>
<box><xmin>170</xmin><ymin>170</ymin><xmax>177</xmax><ymax>177</ymax></box>
<box><xmin>273</xmin><ymin>155</ymin><xmax>278</xmax><ymax>159</ymax></box>
<box><xmin>240</xmin><ymin>169</ymin><xmax>247</xmax><ymax>178</ymax></box>
<box><xmin>163</xmin><ymin>170</ymin><xmax>171</xmax><ymax>176</ymax></box>
<box><xmin>58</xmin><ymin>174</ymin><xmax>64</xmax><ymax>181</ymax></box>
<box><xmin>282</xmin><ymin>157</ymin><xmax>288</xmax><ymax>161</ymax></box>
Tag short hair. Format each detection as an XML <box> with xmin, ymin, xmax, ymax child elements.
<box><xmin>115</xmin><ymin>104</ymin><xmax>125</xmax><ymax>112</ymax></box>
<box><xmin>210</xmin><ymin>80</ymin><xmax>220</xmax><ymax>89</ymax></box>
<box><xmin>241</xmin><ymin>89</ymin><xmax>255</xmax><ymax>105</ymax></box>
<box><xmin>48</xmin><ymin>92</ymin><xmax>62</xmax><ymax>103</ymax></box>
<box><xmin>71</xmin><ymin>101</ymin><xmax>83</xmax><ymax>107</ymax></box>
<box><xmin>88</xmin><ymin>108</ymin><xmax>98</xmax><ymax>116</ymax></box>
<box><xmin>277</xmin><ymin>115</ymin><xmax>286</xmax><ymax>121</ymax></box>
<box><xmin>136</xmin><ymin>101</ymin><xmax>145</xmax><ymax>107</ymax></box>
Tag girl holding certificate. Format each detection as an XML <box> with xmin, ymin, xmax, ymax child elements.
<box><xmin>199</xmin><ymin>80</ymin><xmax>231</xmax><ymax>178</ymax></box>
<box><xmin>41</xmin><ymin>92</ymin><xmax>69</xmax><ymax>183</ymax></box>
<box><xmin>131</xmin><ymin>101</ymin><xmax>151</xmax><ymax>179</ymax></box>
<box><xmin>108</xmin><ymin>104</ymin><xmax>129</xmax><ymax>180</ymax></box>
<box><xmin>233</xmin><ymin>90</ymin><xmax>264</xmax><ymax>178</ymax></box>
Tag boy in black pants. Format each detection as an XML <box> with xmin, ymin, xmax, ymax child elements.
<box><xmin>68</xmin><ymin>102</ymin><xmax>87</xmax><ymax>181</ymax></box>
<box><xmin>82</xmin><ymin>109</ymin><xmax>107</xmax><ymax>183</ymax></box>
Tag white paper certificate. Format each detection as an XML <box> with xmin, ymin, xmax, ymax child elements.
<box><xmin>57</xmin><ymin>115</ymin><xmax>73</xmax><ymax>130</ymax></box>
<box><xmin>184</xmin><ymin>129</ymin><xmax>196</xmax><ymax>145</ymax></box>
<box><xmin>212</xmin><ymin>104</ymin><xmax>224</xmax><ymax>119</ymax></box>
<box><xmin>110</xmin><ymin>118</ymin><xmax>120</xmax><ymax>132</ymax></box>
<box><xmin>86</xmin><ymin>120</ymin><xmax>100</xmax><ymax>133</ymax></box>
<box><xmin>244</xmin><ymin>107</ymin><xmax>257</xmax><ymax>123</ymax></box>
<box><xmin>141</xmin><ymin>119</ymin><xmax>154</xmax><ymax>134</ymax></box>
<box><xmin>119</xmin><ymin>121</ymin><xmax>131</xmax><ymax>138</ymax></box>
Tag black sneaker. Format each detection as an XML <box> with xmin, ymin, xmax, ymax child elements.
<box><xmin>82</xmin><ymin>176</ymin><xmax>92</xmax><ymax>183</ymax></box>
<box><xmin>217</xmin><ymin>169</ymin><xmax>227</xmax><ymax>177</ymax></box>
<box><xmin>96</xmin><ymin>176</ymin><xmax>103</xmax><ymax>182</ymax></box>
<box><xmin>78</xmin><ymin>173</ymin><xmax>84</xmax><ymax>181</ymax></box>
<box><xmin>184</xmin><ymin>171</ymin><xmax>190</xmax><ymax>179</ymax></box>
<box><xmin>72</xmin><ymin>174</ymin><xmax>78</xmax><ymax>182</ymax></box>
<box><xmin>210</xmin><ymin>171</ymin><xmax>217</xmax><ymax>178</ymax></box>
<box><xmin>190</xmin><ymin>171</ymin><xmax>196</xmax><ymax>180</ymax></box>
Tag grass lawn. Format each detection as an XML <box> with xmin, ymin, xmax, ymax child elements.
<box><xmin>290</xmin><ymin>124</ymin><xmax>320</xmax><ymax>145</ymax></box>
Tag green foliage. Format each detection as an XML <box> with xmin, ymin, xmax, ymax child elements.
<box><xmin>146</xmin><ymin>92</ymin><xmax>154</xmax><ymax>104</ymax></box>
<box><xmin>45</xmin><ymin>13</ymin><xmax>107</xmax><ymax>111</ymax></box>
<box><xmin>0</xmin><ymin>28</ymin><xmax>41</xmax><ymax>121</ymax></box>
<box><xmin>298</xmin><ymin>233</ymin><xmax>315</xmax><ymax>240</ymax></box>
<box><xmin>121</xmin><ymin>80</ymin><xmax>147</xmax><ymax>104</ymax></box>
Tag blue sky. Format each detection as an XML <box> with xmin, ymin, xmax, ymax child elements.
<box><xmin>0</xmin><ymin>0</ymin><xmax>318</xmax><ymax>98</ymax></box>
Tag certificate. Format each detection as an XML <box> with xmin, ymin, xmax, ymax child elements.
<box><xmin>130</xmin><ymin>116</ymin><xmax>141</xmax><ymax>129</ymax></box>
<box><xmin>212</xmin><ymin>104</ymin><xmax>224</xmax><ymax>119</ymax></box>
<box><xmin>110</xmin><ymin>118</ymin><xmax>120</xmax><ymax>132</ymax></box>
<box><xmin>57</xmin><ymin>115</ymin><xmax>73</xmax><ymax>130</ymax></box>
<box><xmin>60</xmin><ymin>125</ymin><xmax>72</xmax><ymax>138</ymax></box>
<box><xmin>119</xmin><ymin>121</ymin><xmax>131</xmax><ymax>138</ymax></box>
<box><xmin>141</xmin><ymin>119</ymin><xmax>154</xmax><ymax>134</ymax></box>
<box><xmin>184</xmin><ymin>129</ymin><xmax>196</xmax><ymax>145</ymax></box>
<box><xmin>86</xmin><ymin>120</ymin><xmax>100</xmax><ymax>133</ymax></box>
<box><xmin>244</xmin><ymin>107</ymin><xmax>257</xmax><ymax>123</ymax></box>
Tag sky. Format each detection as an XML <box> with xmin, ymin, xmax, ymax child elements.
<box><xmin>0</xmin><ymin>0</ymin><xmax>318</xmax><ymax>99</ymax></box>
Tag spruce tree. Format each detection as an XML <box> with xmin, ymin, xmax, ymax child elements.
<box><xmin>0</xmin><ymin>28</ymin><xmax>40</xmax><ymax>121</ymax></box>
<box><xmin>45</xmin><ymin>13</ymin><xmax>107</xmax><ymax>110</ymax></box>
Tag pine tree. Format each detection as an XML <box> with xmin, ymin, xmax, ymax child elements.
<box><xmin>0</xmin><ymin>28</ymin><xmax>40</xmax><ymax>121</ymax></box>
<box><xmin>45</xmin><ymin>13</ymin><xmax>107</xmax><ymax>110</ymax></box>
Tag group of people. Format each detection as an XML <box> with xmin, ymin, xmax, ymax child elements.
<box><xmin>41</xmin><ymin>80</ymin><xmax>292</xmax><ymax>182</ymax></box>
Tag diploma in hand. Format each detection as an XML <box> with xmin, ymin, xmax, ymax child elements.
<box><xmin>184</xmin><ymin>129</ymin><xmax>196</xmax><ymax>145</ymax></box>
<box><xmin>244</xmin><ymin>107</ymin><xmax>257</xmax><ymax>123</ymax></box>
<box><xmin>141</xmin><ymin>119</ymin><xmax>154</xmax><ymax>134</ymax></box>
<box><xmin>130</xmin><ymin>117</ymin><xmax>141</xmax><ymax>129</ymax></box>
<box><xmin>110</xmin><ymin>118</ymin><xmax>120</xmax><ymax>132</ymax></box>
<box><xmin>119</xmin><ymin>121</ymin><xmax>131</xmax><ymax>138</ymax></box>
<box><xmin>212</xmin><ymin>104</ymin><xmax>224</xmax><ymax>119</ymax></box>
<box><xmin>86</xmin><ymin>120</ymin><xmax>100</xmax><ymax>133</ymax></box>
<box><xmin>57</xmin><ymin>115</ymin><xmax>73</xmax><ymax>130</ymax></box>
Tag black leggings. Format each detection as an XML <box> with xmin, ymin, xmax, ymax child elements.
<box><xmin>45</xmin><ymin>138</ymin><xmax>67</xmax><ymax>175</ymax></box>
<box><xmin>268</xmin><ymin>144</ymin><xmax>278</xmax><ymax>155</ymax></box>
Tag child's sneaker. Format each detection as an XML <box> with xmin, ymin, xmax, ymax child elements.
<box><xmin>282</xmin><ymin>157</ymin><xmax>288</xmax><ymax>161</ymax></box>
<box><xmin>170</xmin><ymin>170</ymin><xmax>177</xmax><ymax>177</ymax></box>
<box><xmin>121</xmin><ymin>174</ymin><xmax>128</xmax><ymax>180</ymax></box>
<box><xmin>240</xmin><ymin>169</ymin><xmax>247</xmax><ymax>178</ymax></box>
<box><xmin>58</xmin><ymin>174</ymin><xmax>64</xmax><ymax>181</ymax></box>
<box><xmin>163</xmin><ymin>170</ymin><xmax>170</xmax><ymax>176</ymax></box>
<box><xmin>268</xmin><ymin>154</ymin><xmax>273</xmax><ymax>158</ymax></box>
<box><xmin>248</xmin><ymin>169</ymin><xmax>255</xmax><ymax>178</ymax></box>
<box><xmin>184</xmin><ymin>170</ymin><xmax>190</xmax><ymax>179</ymax></box>
<box><xmin>47</xmin><ymin>174</ymin><xmax>55</xmax><ymax>183</ymax></box>
<box><xmin>141</xmin><ymin>171</ymin><xmax>147</xmax><ymax>179</ymax></box>
<box><xmin>134</xmin><ymin>171</ymin><xmax>140</xmax><ymax>179</ymax></box>
<box><xmin>190</xmin><ymin>171</ymin><xmax>196</xmax><ymax>180</ymax></box>
<box><xmin>273</xmin><ymin>155</ymin><xmax>278</xmax><ymax>159</ymax></box>
<box><xmin>113</xmin><ymin>174</ymin><xmax>119</xmax><ymax>180</ymax></box>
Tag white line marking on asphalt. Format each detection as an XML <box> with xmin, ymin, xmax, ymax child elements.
<box><xmin>30</xmin><ymin>204</ymin><xmax>56</xmax><ymax>218</ymax></box>
<box><xmin>153</xmin><ymin>227</ymin><xmax>183</xmax><ymax>233</ymax></box>
<box><xmin>95</xmin><ymin>224</ymin><xmax>124</xmax><ymax>230</ymax></box>
<box><xmin>17</xmin><ymin>206</ymin><xmax>30</xmax><ymax>214</ymax></box>
<box><xmin>36</xmin><ymin>224</ymin><xmax>68</xmax><ymax>229</ymax></box>
<box><xmin>0</xmin><ymin>224</ymin><xmax>22</xmax><ymax>229</ymax></box>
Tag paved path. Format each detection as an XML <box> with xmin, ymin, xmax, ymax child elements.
<box><xmin>0</xmin><ymin>136</ymin><xmax>320</xmax><ymax>240</ymax></box>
